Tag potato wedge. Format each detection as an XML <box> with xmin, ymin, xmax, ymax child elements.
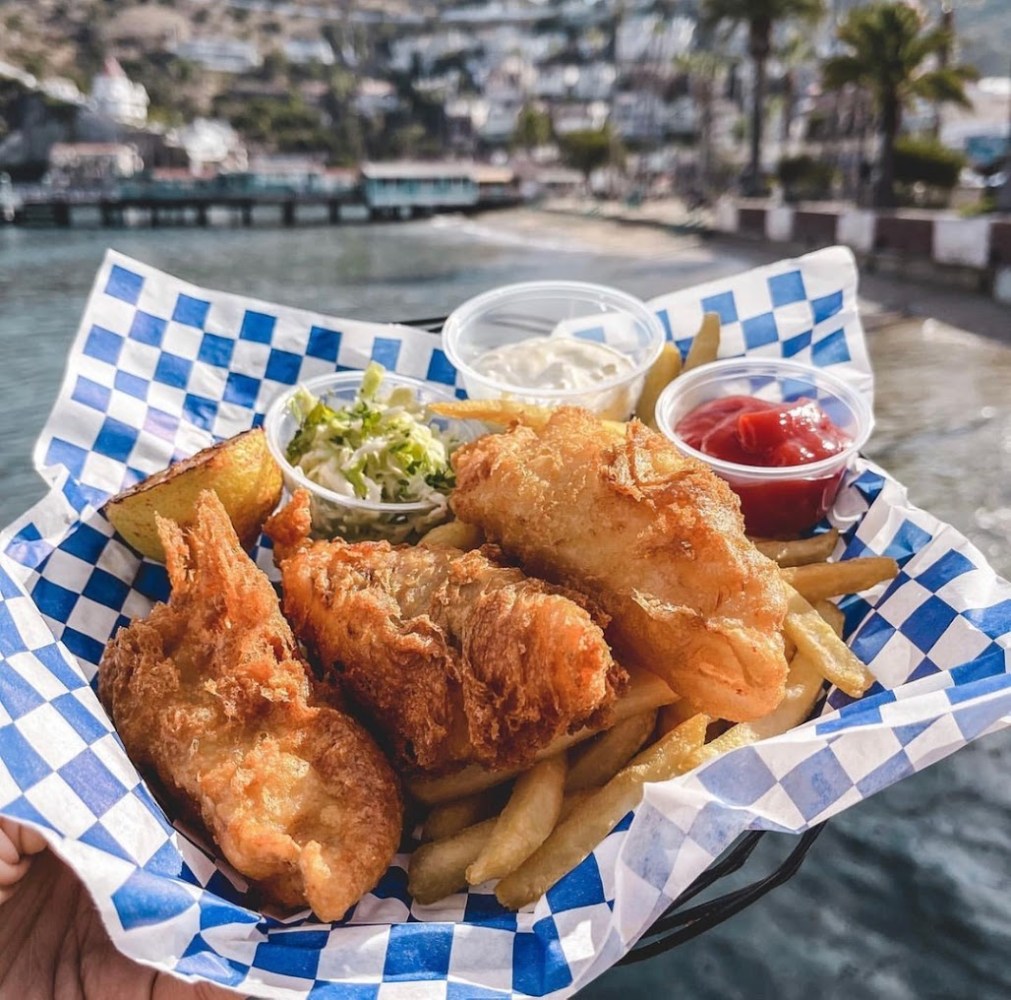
<box><xmin>104</xmin><ymin>428</ymin><xmax>283</xmax><ymax>562</ymax></box>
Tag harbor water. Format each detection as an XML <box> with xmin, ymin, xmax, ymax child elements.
<box><xmin>1</xmin><ymin>211</ymin><xmax>1009</xmax><ymax>999</ymax></box>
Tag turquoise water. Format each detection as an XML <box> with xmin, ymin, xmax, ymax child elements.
<box><xmin>1</xmin><ymin>215</ymin><xmax>1008</xmax><ymax>998</ymax></box>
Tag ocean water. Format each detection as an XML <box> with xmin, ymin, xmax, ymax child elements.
<box><xmin>0</xmin><ymin>213</ymin><xmax>1008</xmax><ymax>999</ymax></box>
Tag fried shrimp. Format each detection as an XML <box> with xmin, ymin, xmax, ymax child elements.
<box><xmin>99</xmin><ymin>491</ymin><xmax>402</xmax><ymax>921</ymax></box>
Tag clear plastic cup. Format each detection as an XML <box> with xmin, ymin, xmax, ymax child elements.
<box><xmin>442</xmin><ymin>280</ymin><xmax>665</xmax><ymax>421</ymax></box>
<box><xmin>654</xmin><ymin>358</ymin><xmax>874</xmax><ymax>538</ymax></box>
<box><xmin>264</xmin><ymin>371</ymin><xmax>480</xmax><ymax>543</ymax></box>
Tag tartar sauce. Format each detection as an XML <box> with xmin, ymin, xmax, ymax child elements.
<box><xmin>472</xmin><ymin>336</ymin><xmax>639</xmax><ymax>418</ymax></box>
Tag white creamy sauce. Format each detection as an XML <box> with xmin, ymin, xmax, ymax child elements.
<box><xmin>474</xmin><ymin>336</ymin><xmax>634</xmax><ymax>391</ymax></box>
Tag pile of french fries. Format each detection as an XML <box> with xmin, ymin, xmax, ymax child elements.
<box><xmin>409</xmin><ymin>313</ymin><xmax>898</xmax><ymax>911</ymax></box>
<box><xmin>411</xmin><ymin>519</ymin><xmax>897</xmax><ymax>910</ymax></box>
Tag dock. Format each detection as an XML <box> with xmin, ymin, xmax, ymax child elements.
<box><xmin>10</xmin><ymin>192</ymin><xmax>433</xmax><ymax>228</ymax></box>
<box><xmin>6</xmin><ymin>162</ymin><xmax>525</xmax><ymax>229</ymax></box>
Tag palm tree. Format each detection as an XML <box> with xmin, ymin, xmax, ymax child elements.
<box><xmin>702</xmin><ymin>0</ymin><xmax>824</xmax><ymax>196</ymax></box>
<box><xmin>822</xmin><ymin>1</ymin><xmax>976</xmax><ymax>208</ymax></box>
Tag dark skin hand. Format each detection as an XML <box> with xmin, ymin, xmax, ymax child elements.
<box><xmin>0</xmin><ymin>820</ymin><xmax>239</xmax><ymax>1000</ymax></box>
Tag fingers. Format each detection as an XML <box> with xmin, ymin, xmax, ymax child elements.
<box><xmin>0</xmin><ymin>819</ymin><xmax>47</xmax><ymax>857</ymax></box>
<box><xmin>0</xmin><ymin>820</ymin><xmax>47</xmax><ymax>903</ymax></box>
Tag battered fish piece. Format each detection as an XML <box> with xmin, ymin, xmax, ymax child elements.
<box><xmin>266</xmin><ymin>490</ymin><xmax>626</xmax><ymax>774</ymax></box>
<box><xmin>450</xmin><ymin>407</ymin><xmax>789</xmax><ymax>721</ymax></box>
<box><xmin>99</xmin><ymin>491</ymin><xmax>402</xmax><ymax>921</ymax></box>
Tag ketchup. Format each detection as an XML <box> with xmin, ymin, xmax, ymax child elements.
<box><xmin>675</xmin><ymin>395</ymin><xmax>852</xmax><ymax>538</ymax></box>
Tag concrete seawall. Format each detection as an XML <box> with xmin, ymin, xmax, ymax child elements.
<box><xmin>714</xmin><ymin>199</ymin><xmax>1011</xmax><ymax>305</ymax></box>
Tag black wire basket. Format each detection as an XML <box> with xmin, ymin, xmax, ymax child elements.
<box><xmin>403</xmin><ymin>314</ymin><xmax>828</xmax><ymax>959</ymax></box>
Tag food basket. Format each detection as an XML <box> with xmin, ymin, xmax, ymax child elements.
<box><xmin>1</xmin><ymin>247</ymin><xmax>1008</xmax><ymax>998</ymax></box>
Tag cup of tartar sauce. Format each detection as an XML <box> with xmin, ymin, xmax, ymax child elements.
<box><xmin>441</xmin><ymin>280</ymin><xmax>665</xmax><ymax>420</ymax></box>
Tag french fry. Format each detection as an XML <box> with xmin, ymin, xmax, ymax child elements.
<box><xmin>783</xmin><ymin>587</ymin><xmax>875</xmax><ymax>697</ymax></box>
<box><xmin>431</xmin><ymin>398</ymin><xmax>628</xmax><ymax>437</ymax></box>
<box><xmin>495</xmin><ymin>714</ymin><xmax>709</xmax><ymax>910</ymax></box>
<box><xmin>781</xmin><ymin>556</ymin><xmax>899</xmax><ymax>601</ymax></box>
<box><xmin>422</xmin><ymin>786</ymin><xmax>507</xmax><ymax>842</ymax></box>
<box><xmin>558</xmin><ymin>788</ymin><xmax>596</xmax><ymax>821</ymax></box>
<box><xmin>466</xmin><ymin>754</ymin><xmax>567</xmax><ymax>885</ymax></box>
<box><xmin>814</xmin><ymin>599</ymin><xmax>846</xmax><ymax>638</ymax></box>
<box><xmin>686</xmin><ymin>652</ymin><xmax>826</xmax><ymax>769</ymax></box>
<box><xmin>429</xmin><ymin>398</ymin><xmax>553</xmax><ymax>429</ymax></box>
<box><xmin>408</xmin><ymin>669</ymin><xmax>677</xmax><ymax>805</ymax></box>
<box><xmin>565</xmin><ymin>711</ymin><xmax>657</xmax><ymax>793</ymax></box>
<box><xmin>636</xmin><ymin>343</ymin><xmax>682</xmax><ymax>429</ymax></box>
<box><xmin>410</xmin><ymin>786</ymin><xmax>596</xmax><ymax>903</ymax></box>
<box><xmin>418</xmin><ymin>519</ymin><xmax>485</xmax><ymax>551</ymax></box>
<box><xmin>751</xmin><ymin>529</ymin><xmax>839</xmax><ymax>567</ymax></box>
<box><xmin>783</xmin><ymin>634</ymin><xmax>798</xmax><ymax>661</ymax></box>
<box><xmin>682</xmin><ymin>312</ymin><xmax>721</xmax><ymax>371</ymax></box>
<box><xmin>655</xmin><ymin>698</ymin><xmax>698</xmax><ymax>737</ymax></box>
<box><xmin>408</xmin><ymin>817</ymin><xmax>497</xmax><ymax>904</ymax></box>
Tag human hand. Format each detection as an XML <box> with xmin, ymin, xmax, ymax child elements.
<box><xmin>0</xmin><ymin>821</ymin><xmax>239</xmax><ymax>999</ymax></box>
<box><xmin>0</xmin><ymin>817</ymin><xmax>47</xmax><ymax>903</ymax></box>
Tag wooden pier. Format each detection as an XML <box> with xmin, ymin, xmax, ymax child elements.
<box><xmin>11</xmin><ymin>192</ymin><xmax>375</xmax><ymax>228</ymax></box>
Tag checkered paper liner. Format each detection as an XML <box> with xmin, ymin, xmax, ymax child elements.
<box><xmin>1</xmin><ymin>247</ymin><xmax>1009</xmax><ymax>999</ymax></box>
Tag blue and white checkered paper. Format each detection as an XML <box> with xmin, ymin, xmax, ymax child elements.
<box><xmin>1</xmin><ymin>247</ymin><xmax>1009</xmax><ymax>999</ymax></box>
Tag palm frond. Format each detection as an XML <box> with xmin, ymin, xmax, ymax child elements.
<box><xmin>822</xmin><ymin>55</ymin><xmax>866</xmax><ymax>92</ymax></box>
<box><xmin>910</xmin><ymin>68</ymin><xmax>975</xmax><ymax>108</ymax></box>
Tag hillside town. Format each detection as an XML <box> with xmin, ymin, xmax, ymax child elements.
<box><xmin>0</xmin><ymin>0</ymin><xmax>1008</xmax><ymax>219</ymax></box>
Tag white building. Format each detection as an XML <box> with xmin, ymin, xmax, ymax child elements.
<box><xmin>354</xmin><ymin>79</ymin><xmax>402</xmax><ymax>120</ymax></box>
<box><xmin>616</xmin><ymin>14</ymin><xmax>695</xmax><ymax>66</ymax></box>
<box><xmin>166</xmin><ymin>119</ymin><xmax>248</xmax><ymax>175</ymax></box>
<box><xmin>174</xmin><ymin>38</ymin><xmax>262</xmax><ymax>74</ymax></box>
<box><xmin>283</xmin><ymin>38</ymin><xmax>336</xmax><ymax>67</ymax></box>
<box><xmin>90</xmin><ymin>58</ymin><xmax>149</xmax><ymax>128</ymax></box>
<box><xmin>48</xmin><ymin>142</ymin><xmax>143</xmax><ymax>188</ymax></box>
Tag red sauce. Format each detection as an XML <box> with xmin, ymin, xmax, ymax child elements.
<box><xmin>675</xmin><ymin>395</ymin><xmax>852</xmax><ymax>537</ymax></box>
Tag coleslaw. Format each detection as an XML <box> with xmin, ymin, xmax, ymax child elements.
<box><xmin>285</xmin><ymin>362</ymin><xmax>458</xmax><ymax>510</ymax></box>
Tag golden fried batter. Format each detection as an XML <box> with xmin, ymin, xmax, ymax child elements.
<box><xmin>99</xmin><ymin>491</ymin><xmax>401</xmax><ymax>921</ymax></box>
<box><xmin>266</xmin><ymin>490</ymin><xmax>626</xmax><ymax>774</ymax></box>
<box><xmin>450</xmin><ymin>408</ymin><xmax>789</xmax><ymax>721</ymax></box>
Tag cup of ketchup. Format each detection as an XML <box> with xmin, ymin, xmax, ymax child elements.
<box><xmin>654</xmin><ymin>358</ymin><xmax>873</xmax><ymax>538</ymax></box>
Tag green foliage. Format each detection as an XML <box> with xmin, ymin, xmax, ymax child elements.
<box><xmin>893</xmin><ymin>136</ymin><xmax>965</xmax><ymax>190</ymax></box>
<box><xmin>229</xmin><ymin>95</ymin><xmax>336</xmax><ymax>155</ymax></box>
<box><xmin>120</xmin><ymin>54</ymin><xmax>201</xmax><ymax>125</ymax></box>
<box><xmin>776</xmin><ymin>154</ymin><xmax>834</xmax><ymax>199</ymax></box>
<box><xmin>822</xmin><ymin>2</ymin><xmax>977</xmax><ymax>206</ymax></box>
<box><xmin>558</xmin><ymin>126</ymin><xmax>621</xmax><ymax>180</ymax></box>
<box><xmin>512</xmin><ymin>104</ymin><xmax>553</xmax><ymax>151</ymax></box>
<box><xmin>822</xmin><ymin>2</ymin><xmax>977</xmax><ymax>108</ymax></box>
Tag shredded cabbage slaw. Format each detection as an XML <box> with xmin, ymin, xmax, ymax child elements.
<box><xmin>285</xmin><ymin>363</ymin><xmax>457</xmax><ymax>512</ymax></box>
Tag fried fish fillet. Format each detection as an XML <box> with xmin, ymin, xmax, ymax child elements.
<box><xmin>265</xmin><ymin>490</ymin><xmax>627</xmax><ymax>774</ymax></box>
<box><xmin>99</xmin><ymin>491</ymin><xmax>402</xmax><ymax>921</ymax></box>
<box><xmin>449</xmin><ymin>407</ymin><xmax>789</xmax><ymax>721</ymax></box>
